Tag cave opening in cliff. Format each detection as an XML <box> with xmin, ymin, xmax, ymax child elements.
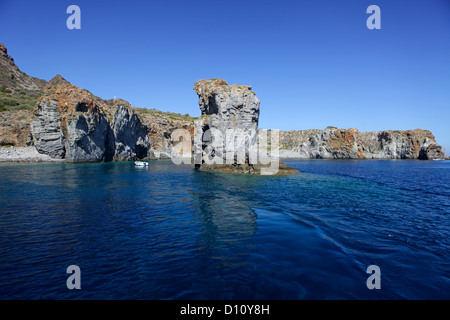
<box><xmin>75</xmin><ymin>102</ymin><xmax>89</xmax><ymax>112</ymax></box>
<box><xmin>135</xmin><ymin>144</ymin><xmax>147</xmax><ymax>160</ymax></box>
<box><xmin>201</xmin><ymin>124</ymin><xmax>211</xmax><ymax>148</ymax></box>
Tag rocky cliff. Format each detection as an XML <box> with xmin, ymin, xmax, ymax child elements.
<box><xmin>31</xmin><ymin>95</ymin><xmax>66</xmax><ymax>158</ymax></box>
<box><xmin>31</xmin><ymin>84</ymin><xmax>116</xmax><ymax>162</ymax></box>
<box><xmin>0</xmin><ymin>43</ymin><xmax>447</xmax><ymax>162</ymax></box>
<box><xmin>111</xmin><ymin>105</ymin><xmax>150</xmax><ymax>161</ymax></box>
<box><xmin>133</xmin><ymin>108</ymin><xmax>195</xmax><ymax>159</ymax></box>
<box><xmin>29</xmin><ymin>83</ymin><xmax>161</xmax><ymax>162</ymax></box>
<box><xmin>280</xmin><ymin>127</ymin><xmax>446</xmax><ymax>160</ymax></box>
<box><xmin>0</xmin><ymin>43</ymin><xmax>47</xmax><ymax>147</ymax></box>
<box><xmin>0</xmin><ymin>43</ymin><xmax>194</xmax><ymax>161</ymax></box>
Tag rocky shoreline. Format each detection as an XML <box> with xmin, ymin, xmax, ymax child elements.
<box><xmin>278</xmin><ymin>128</ymin><xmax>448</xmax><ymax>160</ymax></box>
<box><xmin>0</xmin><ymin>146</ymin><xmax>64</xmax><ymax>162</ymax></box>
<box><xmin>1</xmin><ymin>146</ymin><xmax>446</xmax><ymax>164</ymax></box>
<box><xmin>0</xmin><ymin>42</ymin><xmax>447</xmax><ymax>166</ymax></box>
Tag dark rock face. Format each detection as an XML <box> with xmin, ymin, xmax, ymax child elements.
<box><xmin>193</xmin><ymin>79</ymin><xmax>261</xmax><ymax>165</ymax></box>
<box><xmin>419</xmin><ymin>143</ymin><xmax>446</xmax><ymax>160</ymax></box>
<box><xmin>62</xmin><ymin>108</ymin><xmax>114</xmax><ymax>162</ymax></box>
<box><xmin>30</xmin><ymin>84</ymin><xmax>150</xmax><ymax>162</ymax></box>
<box><xmin>31</xmin><ymin>97</ymin><xmax>65</xmax><ymax>159</ymax></box>
<box><xmin>358</xmin><ymin>129</ymin><xmax>446</xmax><ymax>160</ymax></box>
<box><xmin>111</xmin><ymin>105</ymin><xmax>150</xmax><ymax>161</ymax></box>
<box><xmin>31</xmin><ymin>85</ymin><xmax>115</xmax><ymax>162</ymax></box>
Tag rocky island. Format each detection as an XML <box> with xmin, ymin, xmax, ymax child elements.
<box><xmin>193</xmin><ymin>79</ymin><xmax>299</xmax><ymax>175</ymax></box>
<box><xmin>0</xmin><ymin>43</ymin><xmax>447</xmax><ymax>165</ymax></box>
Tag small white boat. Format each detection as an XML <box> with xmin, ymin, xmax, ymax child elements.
<box><xmin>432</xmin><ymin>159</ymin><xmax>445</xmax><ymax>161</ymax></box>
<box><xmin>135</xmin><ymin>161</ymin><xmax>148</xmax><ymax>167</ymax></box>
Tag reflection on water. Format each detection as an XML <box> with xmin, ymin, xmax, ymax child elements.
<box><xmin>190</xmin><ymin>170</ymin><xmax>258</xmax><ymax>268</ymax></box>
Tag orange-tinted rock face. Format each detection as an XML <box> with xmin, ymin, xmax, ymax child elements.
<box><xmin>327</xmin><ymin>129</ymin><xmax>358</xmax><ymax>157</ymax></box>
<box><xmin>357</xmin><ymin>129</ymin><xmax>445</xmax><ymax>159</ymax></box>
<box><xmin>193</xmin><ymin>79</ymin><xmax>229</xmax><ymax>99</ymax></box>
<box><xmin>44</xmin><ymin>74</ymin><xmax>71</xmax><ymax>92</ymax></box>
<box><xmin>31</xmin><ymin>82</ymin><xmax>158</xmax><ymax>162</ymax></box>
<box><xmin>31</xmin><ymin>84</ymin><xmax>114</xmax><ymax>161</ymax></box>
<box><xmin>39</xmin><ymin>84</ymin><xmax>102</xmax><ymax>115</ymax></box>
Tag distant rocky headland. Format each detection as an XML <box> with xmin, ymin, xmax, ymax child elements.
<box><xmin>279</xmin><ymin>127</ymin><xmax>445</xmax><ymax>160</ymax></box>
<box><xmin>0</xmin><ymin>43</ymin><xmax>447</xmax><ymax>164</ymax></box>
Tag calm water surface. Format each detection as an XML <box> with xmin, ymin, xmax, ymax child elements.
<box><xmin>0</xmin><ymin>160</ymin><xmax>449</xmax><ymax>299</ymax></box>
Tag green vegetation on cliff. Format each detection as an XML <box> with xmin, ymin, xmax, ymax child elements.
<box><xmin>0</xmin><ymin>85</ymin><xmax>43</xmax><ymax>112</ymax></box>
<box><xmin>134</xmin><ymin>107</ymin><xmax>197</xmax><ymax>122</ymax></box>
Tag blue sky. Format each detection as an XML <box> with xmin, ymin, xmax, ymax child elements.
<box><xmin>1</xmin><ymin>0</ymin><xmax>449</xmax><ymax>153</ymax></box>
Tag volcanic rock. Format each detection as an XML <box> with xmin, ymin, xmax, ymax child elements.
<box><xmin>193</xmin><ymin>79</ymin><xmax>299</xmax><ymax>175</ymax></box>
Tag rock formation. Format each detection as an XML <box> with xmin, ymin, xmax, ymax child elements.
<box><xmin>30</xmin><ymin>84</ymin><xmax>152</xmax><ymax>162</ymax></box>
<box><xmin>358</xmin><ymin>129</ymin><xmax>446</xmax><ymax>160</ymax></box>
<box><xmin>280</xmin><ymin>127</ymin><xmax>446</xmax><ymax>160</ymax></box>
<box><xmin>131</xmin><ymin>108</ymin><xmax>195</xmax><ymax>160</ymax></box>
<box><xmin>280</xmin><ymin>127</ymin><xmax>360</xmax><ymax>159</ymax></box>
<box><xmin>31</xmin><ymin>84</ymin><xmax>115</xmax><ymax>162</ymax></box>
<box><xmin>193</xmin><ymin>79</ymin><xmax>299</xmax><ymax>175</ymax></box>
<box><xmin>0</xmin><ymin>43</ymin><xmax>447</xmax><ymax>162</ymax></box>
<box><xmin>44</xmin><ymin>74</ymin><xmax>71</xmax><ymax>92</ymax></box>
<box><xmin>0</xmin><ymin>110</ymin><xmax>34</xmax><ymax>147</ymax></box>
<box><xmin>31</xmin><ymin>96</ymin><xmax>65</xmax><ymax>158</ymax></box>
<box><xmin>0</xmin><ymin>43</ymin><xmax>195</xmax><ymax>157</ymax></box>
<box><xmin>27</xmin><ymin>80</ymin><xmax>198</xmax><ymax>162</ymax></box>
<box><xmin>111</xmin><ymin>105</ymin><xmax>150</xmax><ymax>161</ymax></box>
<box><xmin>193</xmin><ymin>79</ymin><xmax>260</xmax><ymax>163</ymax></box>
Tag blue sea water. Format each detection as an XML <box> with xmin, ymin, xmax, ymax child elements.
<box><xmin>0</xmin><ymin>159</ymin><xmax>449</xmax><ymax>300</ymax></box>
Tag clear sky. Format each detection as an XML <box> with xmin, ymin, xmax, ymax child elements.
<box><xmin>1</xmin><ymin>0</ymin><xmax>449</xmax><ymax>153</ymax></box>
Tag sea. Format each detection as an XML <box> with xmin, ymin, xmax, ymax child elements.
<box><xmin>0</xmin><ymin>159</ymin><xmax>448</xmax><ymax>299</ymax></box>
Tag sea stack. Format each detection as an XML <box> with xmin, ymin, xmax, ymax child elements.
<box><xmin>193</xmin><ymin>79</ymin><xmax>298</xmax><ymax>175</ymax></box>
